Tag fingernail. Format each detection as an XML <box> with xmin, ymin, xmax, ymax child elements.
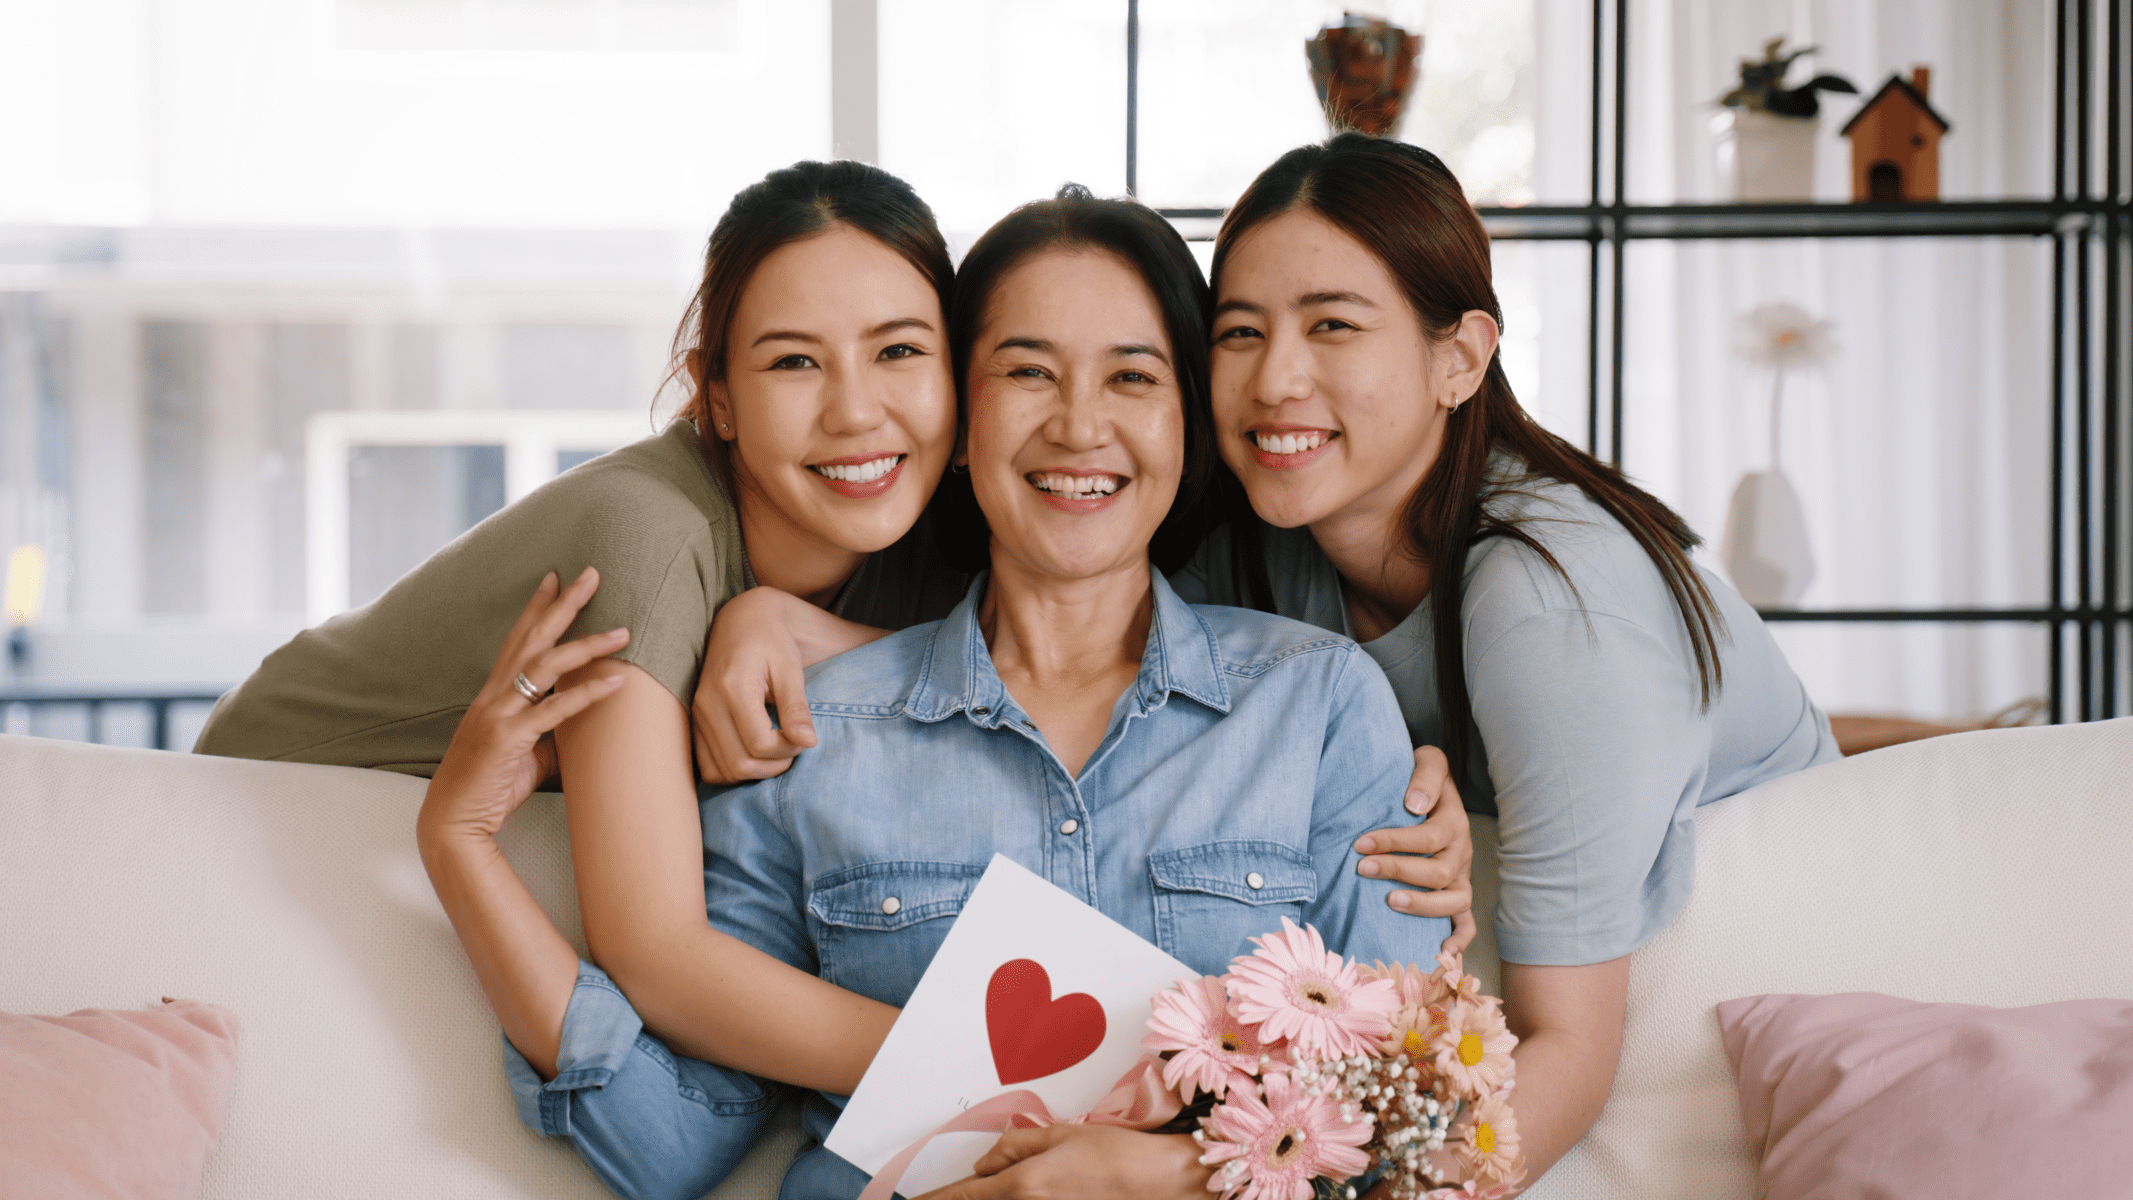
<box><xmin>1390</xmin><ymin>891</ymin><xmax>1411</xmax><ymax>909</ymax></box>
<box><xmin>1354</xmin><ymin>836</ymin><xmax>1375</xmax><ymax>853</ymax></box>
<box><xmin>578</xmin><ymin>566</ymin><xmax>596</xmax><ymax>581</ymax></box>
<box><xmin>543</xmin><ymin>571</ymin><xmax>558</xmax><ymax>585</ymax></box>
<box><xmin>607</xmin><ymin>627</ymin><xmax>629</xmax><ymax>640</ymax></box>
<box><xmin>1358</xmin><ymin>858</ymin><xmax>1379</xmax><ymax>877</ymax></box>
<box><xmin>1406</xmin><ymin>797</ymin><xmax>1426</xmax><ymax>815</ymax></box>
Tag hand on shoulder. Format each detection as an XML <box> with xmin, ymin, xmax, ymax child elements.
<box><xmin>417</xmin><ymin>568</ymin><xmax>630</xmax><ymax>852</ymax></box>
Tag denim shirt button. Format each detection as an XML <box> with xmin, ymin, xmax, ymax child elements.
<box><xmin>1059</xmin><ymin>819</ymin><xmax>1079</xmax><ymax>835</ymax></box>
<box><xmin>1245</xmin><ymin>872</ymin><xmax>1265</xmax><ymax>890</ymax></box>
<box><xmin>881</xmin><ymin>896</ymin><xmax>902</xmax><ymax>915</ymax></box>
<box><xmin>972</xmin><ymin>707</ymin><xmax>990</xmax><ymax>717</ymax></box>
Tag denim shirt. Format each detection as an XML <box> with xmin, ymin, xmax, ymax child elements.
<box><xmin>504</xmin><ymin>569</ymin><xmax>1451</xmax><ymax>1200</ymax></box>
<box><xmin>699</xmin><ymin>568</ymin><xmax>1449</xmax><ymax>1007</ymax></box>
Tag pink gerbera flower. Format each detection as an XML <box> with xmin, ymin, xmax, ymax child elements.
<box><xmin>1433</xmin><ymin>950</ymin><xmax>1486</xmax><ymax>1008</ymax></box>
<box><xmin>1227</xmin><ymin>919</ymin><xmax>1397</xmax><ymax>1058</ymax></box>
<box><xmin>1448</xmin><ymin>1090</ymin><xmax>1526</xmax><ymax>1195</ymax></box>
<box><xmin>1364</xmin><ymin>960</ymin><xmax>1437</xmax><ymax>1008</ymax></box>
<box><xmin>1431</xmin><ymin>999</ymin><xmax>1517</xmax><ymax>1097</ymax></box>
<box><xmin>1144</xmin><ymin>975</ymin><xmax>1274</xmax><ymax>1100</ymax></box>
<box><xmin>1199</xmin><ymin>1070</ymin><xmax>1372</xmax><ymax>1200</ymax></box>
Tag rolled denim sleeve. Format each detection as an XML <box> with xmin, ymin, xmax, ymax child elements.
<box><xmin>1300</xmin><ymin>647</ymin><xmax>1453</xmax><ymax>966</ymax></box>
<box><xmin>500</xmin><ymin>963</ymin><xmax>780</xmax><ymax>1200</ymax></box>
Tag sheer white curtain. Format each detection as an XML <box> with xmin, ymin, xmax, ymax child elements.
<box><xmin>1523</xmin><ymin>0</ymin><xmax>2055</xmax><ymax>720</ymax></box>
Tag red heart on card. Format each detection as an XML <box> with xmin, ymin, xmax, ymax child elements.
<box><xmin>985</xmin><ymin>958</ymin><xmax>1107</xmax><ymax>1085</ymax></box>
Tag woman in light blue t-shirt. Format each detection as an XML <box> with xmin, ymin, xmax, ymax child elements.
<box><xmin>1174</xmin><ymin>134</ymin><xmax>1837</xmax><ymax>1183</ymax></box>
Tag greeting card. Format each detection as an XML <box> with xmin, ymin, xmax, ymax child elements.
<box><xmin>824</xmin><ymin>855</ymin><xmax>1197</xmax><ymax>1196</ymax></box>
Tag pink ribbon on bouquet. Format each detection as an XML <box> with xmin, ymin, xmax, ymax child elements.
<box><xmin>854</xmin><ymin>1054</ymin><xmax>1181</xmax><ymax>1200</ymax></box>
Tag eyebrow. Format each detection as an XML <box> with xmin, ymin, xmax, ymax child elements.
<box><xmin>867</xmin><ymin>317</ymin><xmax>935</xmax><ymax>338</ymax></box>
<box><xmin>1297</xmin><ymin>290</ymin><xmax>1378</xmax><ymax>308</ymax></box>
<box><xmin>751</xmin><ymin>316</ymin><xmax>936</xmax><ymax>349</ymax></box>
<box><xmin>992</xmin><ymin>336</ymin><xmax>1169</xmax><ymax>366</ymax></box>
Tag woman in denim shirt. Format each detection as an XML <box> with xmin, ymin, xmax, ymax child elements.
<box><xmin>419</xmin><ymin>189</ymin><xmax>1450</xmax><ymax>1200</ymax></box>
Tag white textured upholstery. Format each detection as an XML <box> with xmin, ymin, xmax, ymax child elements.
<box><xmin>5</xmin><ymin>719</ymin><xmax>2127</xmax><ymax>1197</ymax></box>
<box><xmin>1496</xmin><ymin>718</ymin><xmax>2133</xmax><ymax>1199</ymax></box>
<box><xmin>0</xmin><ymin>734</ymin><xmax>798</xmax><ymax>1200</ymax></box>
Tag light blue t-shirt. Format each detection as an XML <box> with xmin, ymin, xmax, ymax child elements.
<box><xmin>1169</xmin><ymin>471</ymin><xmax>1838</xmax><ymax>967</ymax></box>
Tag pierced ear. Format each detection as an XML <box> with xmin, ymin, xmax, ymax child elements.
<box><xmin>1442</xmin><ymin>309</ymin><xmax>1501</xmax><ymax>408</ymax></box>
<box><xmin>703</xmin><ymin>377</ymin><xmax>737</xmax><ymax>440</ymax></box>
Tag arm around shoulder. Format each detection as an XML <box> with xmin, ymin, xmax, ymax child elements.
<box><xmin>553</xmin><ymin>655</ymin><xmax>898</xmax><ymax>1093</ymax></box>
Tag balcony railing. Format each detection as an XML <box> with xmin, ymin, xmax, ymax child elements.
<box><xmin>0</xmin><ymin>686</ymin><xmax>230</xmax><ymax>751</ymax></box>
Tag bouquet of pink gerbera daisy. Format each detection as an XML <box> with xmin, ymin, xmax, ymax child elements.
<box><xmin>1143</xmin><ymin>920</ymin><xmax>1526</xmax><ymax>1200</ymax></box>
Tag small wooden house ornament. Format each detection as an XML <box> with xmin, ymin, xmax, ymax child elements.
<box><xmin>1841</xmin><ymin>66</ymin><xmax>1951</xmax><ymax>201</ymax></box>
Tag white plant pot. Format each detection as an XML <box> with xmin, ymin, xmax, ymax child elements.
<box><xmin>1717</xmin><ymin>109</ymin><xmax>1818</xmax><ymax>202</ymax></box>
<box><xmin>1721</xmin><ymin>469</ymin><xmax>1815</xmax><ymax>608</ymax></box>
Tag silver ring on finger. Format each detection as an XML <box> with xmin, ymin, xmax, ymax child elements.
<box><xmin>511</xmin><ymin>672</ymin><xmax>546</xmax><ymax>704</ymax></box>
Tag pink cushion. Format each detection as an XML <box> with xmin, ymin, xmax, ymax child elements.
<box><xmin>0</xmin><ymin>999</ymin><xmax>241</xmax><ymax>1200</ymax></box>
<box><xmin>1717</xmin><ymin>991</ymin><xmax>2133</xmax><ymax>1198</ymax></box>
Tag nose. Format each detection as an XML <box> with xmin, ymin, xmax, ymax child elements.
<box><xmin>1044</xmin><ymin>374</ymin><xmax>1112</xmax><ymax>452</ymax></box>
<box><xmin>1252</xmin><ymin>327</ymin><xmax>1313</xmax><ymax>410</ymax></box>
<box><xmin>820</xmin><ymin>356</ymin><xmax>887</xmax><ymax>437</ymax></box>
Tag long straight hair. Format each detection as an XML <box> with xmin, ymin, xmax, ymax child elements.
<box><xmin>1211</xmin><ymin>134</ymin><xmax>1727</xmax><ymax>779</ymax></box>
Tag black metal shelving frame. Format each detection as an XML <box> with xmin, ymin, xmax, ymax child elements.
<box><xmin>1128</xmin><ymin>0</ymin><xmax>2132</xmax><ymax>724</ymax></box>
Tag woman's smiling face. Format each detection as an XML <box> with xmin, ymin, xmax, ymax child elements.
<box><xmin>710</xmin><ymin>223</ymin><xmax>956</xmax><ymax>557</ymax></box>
<box><xmin>1209</xmin><ymin>208</ymin><xmax>1449</xmax><ymax>532</ymax></box>
<box><xmin>965</xmin><ymin>248</ymin><xmax>1184</xmax><ymax>583</ymax></box>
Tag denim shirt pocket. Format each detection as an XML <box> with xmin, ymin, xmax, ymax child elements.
<box><xmin>806</xmin><ymin>860</ymin><xmax>986</xmax><ymax>1004</ymax></box>
<box><xmin>1147</xmin><ymin>842</ymin><xmax>1318</xmax><ymax>967</ymax></box>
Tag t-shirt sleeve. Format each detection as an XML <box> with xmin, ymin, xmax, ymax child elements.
<box><xmin>1300</xmin><ymin>647</ymin><xmax>1453</xmax><ymax>966</ymax></box>
<box><xmin>551</xmin><ymin>509</ymin><xmax>727</xmax><ymax>707</ymax></box>
<box><xmin>1470</xmin><ymin>608</ymin><xmax>1712</xmax><ymax>967</ymax></box>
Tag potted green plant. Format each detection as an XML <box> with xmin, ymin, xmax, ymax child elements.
<box><xmin>1714</xmin><ymin>38</ymin><xmax>1856</xmax><ymax>201</ymax></box>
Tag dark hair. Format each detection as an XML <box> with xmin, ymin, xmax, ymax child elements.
<box><xmin>1212</xmin><ymin>133</ymin><xmax>1727</xmax><ymax>780</ymax></box>
<box><xmin>669</xmin><ymin>160</ymin><xmax>955</xmax><ymax>487</ymax></box>
<box><xmin>932</xmin><ymin>183</ymin><xmax>1217</xmax><ymax>575</ymax></box>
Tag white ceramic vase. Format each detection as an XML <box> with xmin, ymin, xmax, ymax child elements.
<box><xmin>1721</xmin><ymin>469</ymin><xmax>1815</xmax><ymax>608</ymax></box>
<box><xmin>1717</xmin><ymin>109</ymin><xmax>1818</xmax><ymax>201</ymax></box>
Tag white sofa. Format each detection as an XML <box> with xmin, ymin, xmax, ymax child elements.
<box><xmin>3</xmin><ymin>718</ymin><xmax>2128</xmax><ymax>1198</ymax></box>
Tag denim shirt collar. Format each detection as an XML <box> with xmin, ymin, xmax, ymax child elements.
<box><xmin>904</xmin><ymin>566</ymin><xmax>1234</xmax><ymax>728</ymax></box>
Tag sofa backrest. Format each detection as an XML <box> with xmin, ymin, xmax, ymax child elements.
<box><xmin>7</xmin><ymin>718</ymin><xmax>2127</xmax><ymax>1199</ymax></box>
<box><xmin>0</xmin><ymin>734</ymin><xmax>798</xmax><ymax>1200</ymax></box>
<box><xmin>1500</xmin><ymin>718</ymin><xmax>2133</xmax><ymax>1199</ymax></box>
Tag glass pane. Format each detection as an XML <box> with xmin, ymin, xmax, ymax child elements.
<box><xmin>881</xmin><ymin>0</ymin><xmax>1127</xmax><ymax>245</ymax></box>
<box><xmin>348</xmin><ymin>445</ymin><xmax>507</xmax><ymax>607</ymax></box>
<box><xmin>1135</xmin><ymin>1</ymin><xmax>1541</xmax><ymax>210</ymax></box>
<box><xmin>1628</xmin><ymin>6</ymin><xmax>2054</xmax><ymax>204</ymax></box>
<box><xmin>1619</xmin><ymin>235</ymin><xmax>2052</xmax><ymax>720</ymax></box>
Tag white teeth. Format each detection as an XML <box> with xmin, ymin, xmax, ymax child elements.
<box><xmin>1255</xmin><ymin>431</ymin><xmax>1329</xmax><ymax>455</ymax></box>
<box><xmin>1029</xmin><ymin>471</ymin><xmax>1123</xmax><ymax>497</ymax></box>
<box><xmin>812</xmin><ymin>455</ymin><xmax>902</xmax><ymax>483</ymax></box>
